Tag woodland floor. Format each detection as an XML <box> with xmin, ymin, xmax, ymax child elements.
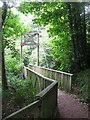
<box><xmin>56</xmin><ymin>90</ymin><xmax>89</xmax><ymax>119</ymax></box>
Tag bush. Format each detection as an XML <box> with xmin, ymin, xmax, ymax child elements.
<box><xmin>5</xmin><ymin>55</ymin><xmax>21</xmax><ymax>76</ymax></box>
<box><xmin>72</xmin><ymin>69</ymin><xmax>90</xmax><ymax>103</ymax></box>
<box><xmin>5</xmin><ymin>54</ymin><xmax>22</xmax><ymax>83</ymax></box>
<box><xmin>2</xmin><ymin>79</ymin><xmax>36</xmax><ymax>118</ymax></box>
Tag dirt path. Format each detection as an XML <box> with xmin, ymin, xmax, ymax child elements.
<box><xmin>56</xmin><ymin>90</ymin><xmax>89</xmax><ymax>119</ymax></box>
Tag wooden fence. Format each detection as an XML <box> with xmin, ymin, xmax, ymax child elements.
<box><xmin>29</xmin><ymin>65</ymin><xmax>73</xmax><ymax>91</ymax></box>
<box><xmin>3</xmin><ymin>66</ymin><xmax>58</xmax><ymax>119</ymax></box>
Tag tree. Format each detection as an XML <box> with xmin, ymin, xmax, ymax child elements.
<box><xmin>18</xmin><ymin>2</ymin><xmax>72</xmax><ymax>71</ymax></box>
<box><xmin>67</xmin><ymin>2</ymin><xmax>87</xmax><ymax>71</ymax></box>
<box><xmin>85</xmin><ymin>3</ymin><xmax>90</xmax><ymax>66</ymax></box>
<box><xmin>1</xmin><ymin>1</ymin><xmax>29</xmax><ymax>90</ymax></box>
<box><xmin>2</xmin><ymin>2</ymin><xmax>8</xmax><ymax>90</ymax></box>
<box><xmin>18</xmin><ymin>2</ymin><xmax>90</xmax><ymax>72</ymax></box>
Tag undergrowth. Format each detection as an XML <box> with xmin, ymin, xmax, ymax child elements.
<box><xmin>2</xmin><ymin>79</ymin><xmax>36</xmax><ymax>118</ymax></box>
<box><xmin>72</xmin><ymin>69</ymin><xmax>90</xmax><ymax>104</ymax></box>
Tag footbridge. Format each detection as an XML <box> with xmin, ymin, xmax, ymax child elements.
<box><xmin>4</xmin><ymin>65</ymin><xmax>73</xmax><ymax>119</ymax></box>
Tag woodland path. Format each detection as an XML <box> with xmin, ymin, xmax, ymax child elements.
<box><xmin>56</xmin><ymin>90</ymin><xmax>89</xmax><ymax>119</ymax></box>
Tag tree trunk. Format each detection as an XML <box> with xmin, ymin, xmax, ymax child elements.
<box><xmin>67</xmin><ymin>3</ymin><xmax>87</xmax><ymax>72</ymax></box>
<box><xmin>2</xmin><ymin>41</ymin><xmax>8</xmax><ymax>90</ymax></box>
<box><xmin>2</xmin><ymin>2</ymin><xmax>8</xmax><ymax>90</ymax></box>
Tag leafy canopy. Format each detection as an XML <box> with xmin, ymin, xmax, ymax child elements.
<box><xmin>3</xmin><ymin>9</ymin><xmax>29</xmax><ymax>56</ymax></box>
<box><xmin>18</xmin><ymin>2</ymin><xmax>72</xmax><ymax>71</ymax></box>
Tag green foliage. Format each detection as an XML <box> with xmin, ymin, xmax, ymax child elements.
<box><xmin>2</xmin><ymin>79</ymin><xmax>36</xmax><ymax>117</ymax></box>
<box><xmin>18</xmin><ymin>2</ymin><xmax>73</xmax><ymax>71</ymax></box>
<box><xmin>3</xmin><ymin>46</ymin><xmax>35</xmax><ymax>116</ymax></box>
<box><xmin>2</xmin><ymin>3</ymin><xmax>30</xmax><ymax>90</ymax></box>
<box><xmin>3</xmin><ymin>9</ymin><xmax>29</xmax><ymax>57</ymax></box>
<box><xmin>18</xmin><ymin>2</ymin><xmax>67</xmax><ymax>35</ymax></box>
<box><xmin>3</xmin><ymin>51</ymin><xmax>36</xmax><ymax>117</ymax></box>
<box><xmin>18</xmin><ymin>3</ymin><xmax>90</xmax><ymax>106</ymax></box>
<box><xmin>39</xmin><ymin>41</ymin><xmax>54</xmax><ymax>68</ymax></box>
<box><xmin>72</xmin><ymin>69</ymin><xmax>90</xmax><ymax>103</ymax></box>
<box><xmin>18</xmin><ymin>2</ymin><xmax>90</xmax><ymax>72</ymax></box>
<box><xmin>27</xmin><ymin>27</ymin><xmax>54</xmax><ymax>68</ymax></box>
<box><xmin>51</xmin><ymin>34</ymin><xmax>73</xmax><ymax>72</ymax></box>
<box><xmin>86</xmin><ymin>4</ymin><xmax>90</xmax><ymax>66</ymax></box>
<box><xmin>3</xmin><ymin>9</ymin><xmax>28</xmax><ymax>39</ymax></box>
<box><xmin>5</xmin><ymin>54</ymin><xmax>21</xmax><ymax>77</ymax></box>
<box><xmin>9</xmin><ymin>79</ymin><xmax>36</xmax><ymax>105</ymax></box>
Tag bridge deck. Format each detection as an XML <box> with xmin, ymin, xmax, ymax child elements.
<box><xmin>56</xmin><ymin>90</ymin><xmax>89</xmax><ymax>118</ymax></box>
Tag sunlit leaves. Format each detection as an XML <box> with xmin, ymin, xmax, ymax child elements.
<box><xmin>3</xmin><ymin>9</ymin><xmax>29</xmax><ymax>57</ymax></box>
<box><xmin>18</xmin><ymin>2</ymin><xmax>72</xmax><ymax>71</ymax></box>
<box><xmin>3</xmin><ymin>10</ymin><xmax>26</xmax><ymax>39</ymax></box>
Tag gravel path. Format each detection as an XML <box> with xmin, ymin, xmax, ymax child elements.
<box><xmin>56</xmin><ymin>90</ymin><xmax>89</xmax><ymax>119</ymax></box>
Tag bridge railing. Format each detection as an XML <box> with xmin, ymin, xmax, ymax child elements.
<box><xmin>24</xmin><ymin>66</ymin><xmax>58</xmax><ymax>118</ymax></box>
<box><xmin>29</xmin><ymin>65</ymin><xmax>73</xmax><ymax>91</ymax></box>
<box><xmin>4</xmin><ymin>66</ymin><xmax>58</xmax><ymax>119</ymax></box>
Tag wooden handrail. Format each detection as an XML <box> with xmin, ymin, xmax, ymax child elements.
<box><xmin>3</xmin><ymin>65</ymin><xmax>58</xmax><ymax>119</ymax></box>
<box><xmin>3</xmin><ymin>100</ymin><xmax>40</xmax><ymax>120</ymax></box>
<box><xmin>29</xmin><ymin>65</ymin><xmax>73</xmax><ymax>91</ymax></box>
<box><xmin>36</xmin><ymin>81</ymin><xmax>57</xmax><ymax>98</ymax></box>
<box><xmin>29</xmin><ymin>64</ymin><xmax>73</xmax><ymax>76</ymax></box>
<box><xmin>25</xmin><ymin>66</ymin><xmax>55</xmax><ymax>82</ymax></box>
